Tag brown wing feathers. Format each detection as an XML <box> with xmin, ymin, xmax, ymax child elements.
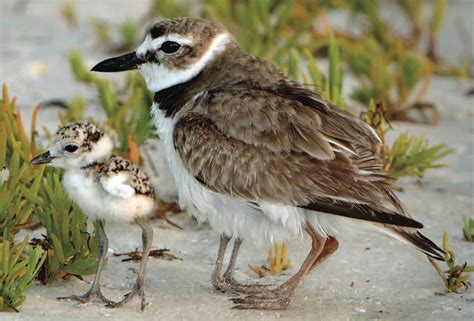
<box><xmin>173</xmin><ymin>110</ymin><xmax>422</xmax><ymax>229</ymax></box>
<box><xmin>273</xmin><ymin>82</ymin><xmax>381</xmax><ymax>148</ymax></box>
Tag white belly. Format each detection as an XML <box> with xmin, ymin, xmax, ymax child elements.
<box><xmin>62</xmin><ymin>170</ymin><xmax>155</xmax><ymax>222</ymax></box>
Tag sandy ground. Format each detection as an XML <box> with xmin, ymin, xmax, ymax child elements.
<box><xmin>1</xmin><ymin>1</ymin><xmax>473</xmax><ymax>320</ymax></box>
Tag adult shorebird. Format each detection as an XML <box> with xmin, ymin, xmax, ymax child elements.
<box><xmin>31</xmin><ymin>122</ymin><xmax>155</xmax><ymax>311</ymax></box>
<box><xmin>91</xmin><ymin>17</ymin><xmax>443</xmax><ymax>310</ymax></box>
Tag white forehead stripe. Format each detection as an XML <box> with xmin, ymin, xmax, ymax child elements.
<box><xmin>136</xmin><ymin>35</ymin><xmax>153</xmax><ymax>56</ymax></box>
<box><xmin>138</xmin><ymin>33</ymin><xmax>231</xmax><ymax>93</ymax></box>
<box><xmin>137</xmin><ymin>33</ymin><xmax>194</xmax><ymax>55</ymax></box>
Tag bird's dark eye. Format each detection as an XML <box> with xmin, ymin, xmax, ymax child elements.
<box><xmin>64</xmin><ymin>145</ymin><xmax>78</xmax><ymax>153</ymax></box>
<box><xmin>160</xmin><ymin>41</ymin><xmax>181</xmax><ymax>54</ymax></box>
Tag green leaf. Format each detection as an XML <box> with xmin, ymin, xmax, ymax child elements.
<box><xmin>328</xmin><ymin>33</ymin><xmax>339</xmax><ymax>102</ymax></box>
<box><xmin>430</xmin><ymin>0</ymin><xmax>447</xmax><ymax>34</ymax></box>
<box><xmin>386</xmin><ymin>132</ymin><xmax>451</xmax><ymax>178</ymax></box>
<box><xmin>50</xmin><ymin>234</ymin><xmax>66</xmax><ymax>264</ymax></box>
<box><xmin>2</xmin><ymin>238</ymin><xmax>9</xmax><ymax>275</ymax></box>
<box><xmin>287</xmin><ymin>48</ymin><xmax>301</xmax><ymax>81</ymax></box>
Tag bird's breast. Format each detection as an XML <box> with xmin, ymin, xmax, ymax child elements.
<box><xmin>62</xmin><ymin>170</ymin><xmax>104</xmax><ymax>217</ymax></box>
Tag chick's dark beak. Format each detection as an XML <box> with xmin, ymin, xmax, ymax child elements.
<box><xmin>91</xmin><ymin>51</ymin><xmax>145</xmax><ymax>72</ymax></box>
<box><xmin>31</xmin><ymin>151</ymin><xmax>54</xmax><ymax>165</ymax></box>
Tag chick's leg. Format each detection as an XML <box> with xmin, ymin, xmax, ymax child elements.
<box><xmin>57</xmin><ymin>220</ymin><xmax>113</xmax><ymax>305</ymax></box>
<box><xmin>106</xmin><ymin>218</ymin><xmax>153</xmax><ymax>311</ymax></box>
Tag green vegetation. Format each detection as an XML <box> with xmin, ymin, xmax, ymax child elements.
<box><xmin>0</xmin><ymin>89</ymin><xmax>44</xmax><ymax>240</ymax></box>
<box><xmin>0</xmin><ymin>86</ymin><xmax>46</xmax><ymax>311</ymax></box>
<box><xmin>429</xmin><ymin>232</ymin><xmax>473</xmax><ymax>293</ymax></box>
<box><xmin>59</xmin><ymin>0</ymin><xmax>77</xmax><ymax>27</ymax></box>
<box><xmin>384</xmin><ymin>132</ymin><xmax>451</xmax><ymax>178</ymax></box>
<box><xmin>463</xmin><ymin>217</ymin><xmax>474</xmax><ymax>242</ymax></box>
<box><xmin>0</xmin><ymin>235</ymin><xmax>46</xmax><ymax>311</ymax></box>
<box><xmin>250</xmin><ymin>242</ymin><xmax>291</xmax><ymax>277</ymax></box>
<box><xmin>0</xmin><ymin>85</ymin><xmax>100</xmax><ymax>311</ymax></box>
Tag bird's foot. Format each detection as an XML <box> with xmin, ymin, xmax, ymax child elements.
<box><xmin>106</xmin><ymin>283</ymin><xmax>146</xmax><ymax>311</ymax></box>
<box><xmin>230</xmin><ymin>294</ymin><xmax>292</xmax><ymax>310</ymax></box>
<box><xmin>57</xmin><ymin>287</ymin><xmax>113</xmax><ymax>306</ymax></box>
<box><xmin>214</xmin><ymin>276</ymin><xmax>275</xmax><ymax>295</ymax></box>
<box><xmin>230</xmin><ymin>285</ymin><xmax>295</xmax><ymax>310</ymax></box>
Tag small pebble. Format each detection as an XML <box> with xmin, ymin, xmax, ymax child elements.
<box><xmin>28</xmin><ymin>62</ymin><xmax>47</xmax><ymax>77</ymax></box>
<box><xmin>0</xmin><ymin>167</ymin><xmax>9</xmax><ymax>183</ymax></box>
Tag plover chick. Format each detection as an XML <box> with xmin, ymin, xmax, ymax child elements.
<box><xmin>31</xmin><ymin>122</ymin><xmax>156</xmax><ymax>311</ymax></box>
<box><xmin>92</xmin><ymin>17</ymin><xmax>444</xmax><ymax>310</ymax></box>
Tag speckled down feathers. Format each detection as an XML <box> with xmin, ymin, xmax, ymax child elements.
<box><xmin>55</xmin><ymin>122</ymin><xmax>103</xmax><ymax>152</ymax></box>
<box><xmin>84</xmin><ymin>156</ymin><xmax>155</xmax><ymax>197</ymax></box>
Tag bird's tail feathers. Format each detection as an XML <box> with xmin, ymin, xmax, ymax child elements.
<box><xmin>384</xmin><ymin>226</ymin><xmax>445</xmax><ymax>261</ymax></box>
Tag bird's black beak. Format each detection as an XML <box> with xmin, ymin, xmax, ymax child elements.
<box><xmin>91</xmin><ymin>51</ymin><xmax>145</xmax><ymax>72</ymax></box>
<box><xmin>31</xmin><ymin>151</ymin><xmax>54</xmax><ymax>165</ymax></box>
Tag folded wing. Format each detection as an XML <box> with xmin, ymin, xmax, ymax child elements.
<box><xmin>173</xmin><ymin>85</ymin><xmax>421</xmax><ymax>228</ymax></box>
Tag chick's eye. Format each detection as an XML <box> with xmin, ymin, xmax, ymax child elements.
<box><xmin>160</xmin><ymin>41</ymin><xmax>181</xmax><ymax>54</ymax></box>
<box><xmin>64</xmin><ymin>145</ymin><xmax>78</xmax><ymax>153</ymax></box>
